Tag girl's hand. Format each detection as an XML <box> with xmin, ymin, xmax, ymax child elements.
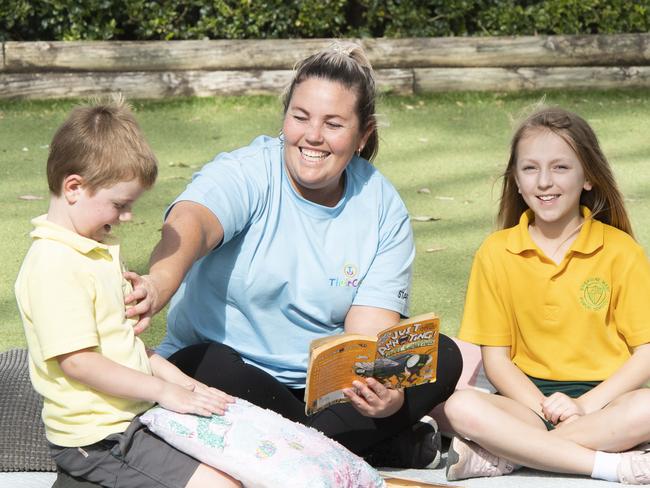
<box><xmin>158</xmin><ymin>381</ymin><xmax>233</xmax><ymax>417</ymax></box>
<box><xmin>541</xmin><ymin>392</ymin><xmax>585</xmax><ymax>425</ymax></box>
<box><xmin>124</xmin><ymin>272</ymin><xmax>158</xmax><ymax>335</ymax></box>
<box><xmin>556</xmin><ymin>414</ymin><xmax>581</xmax><ymax>428</ymax></box>
<box><xmin>344</xmin><ymin>378</ymin><xmax>404</xmax><ymax>418</ymax></box>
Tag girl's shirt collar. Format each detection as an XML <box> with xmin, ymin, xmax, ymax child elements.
<box><xmin>506</xmin><ymin>206</ymin><xmax>603</xmax><ymax>257</ymax></box>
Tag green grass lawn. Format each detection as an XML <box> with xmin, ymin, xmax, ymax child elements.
<box><xmin>2</xmin><ymin>90</ymin><xmax>650</xmax><ymax>351</ymax></box>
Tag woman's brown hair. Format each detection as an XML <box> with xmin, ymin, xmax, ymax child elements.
<box><xmin>282</xmin><ymin>41</ymin><xmax>379</xmax><ymax>161</ymax></box>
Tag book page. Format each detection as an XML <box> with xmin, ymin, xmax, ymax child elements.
<box><xmin>373</xmin><ymin>314</ymin><xmax>440</xmax><ymax>389</ymax></box>
<box><xmin>305</xmin><ymin>337</ymin><xmax>377</xmax><ymax>415</ymax></box>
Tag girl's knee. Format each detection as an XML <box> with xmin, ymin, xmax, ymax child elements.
<box><xmin>624</xmin><ymin>389</ymin><xmax>650</xmax><ymax>422</ymax></box>
<box><xmin>443</xmin><ymin>389</ymin><xmax>487</xmax><ymax>429</ymax></box>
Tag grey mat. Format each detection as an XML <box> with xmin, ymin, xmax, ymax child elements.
<box><xmin>0</xmin><ymin>349</ymin><xmax>56</xmax><ymax>472</ymax></box>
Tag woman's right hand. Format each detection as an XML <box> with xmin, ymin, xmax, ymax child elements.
<box><xmin>124</xmin><ymin>202</ymin><xmax>226</xmax><ymax>336</ymax></box>
<box><xmin>124</xmin><ymin>272</ymin><xmax>160</xmax><ymax>335</ymax></box>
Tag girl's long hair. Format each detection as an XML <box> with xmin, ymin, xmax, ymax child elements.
<box><xmin>497</xmin><ymin>107</ymin><xmax>633</xmax><ymax>237</ymax></box>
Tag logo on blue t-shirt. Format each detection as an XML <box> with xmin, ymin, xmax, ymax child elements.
<box><xmin>329</xmin><ymin>263</ymin><xmax>361</xmax><ymax>288</ymax></box>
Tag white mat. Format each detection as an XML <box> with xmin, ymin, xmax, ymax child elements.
<box><xmin>0</xmin><ymin>472</ymin><xmax>56</xmax><ymax>488</ymax></box>
<box><xmin>382</xmin><ymin>453</ymin><xmax>620</xmax><ymax>488</ymax></box>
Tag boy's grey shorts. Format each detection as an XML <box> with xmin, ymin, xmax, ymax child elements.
<box><xmin>49</xmin><ymin>416</ymin><xmax>200</xmax><ymax>488</ymax></box>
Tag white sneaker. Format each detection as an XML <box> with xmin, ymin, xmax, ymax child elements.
<box><xmin>618</xmin><ymin>451</ymin><xmax>650</xmax><ymax>485</ymax></box>
<box><xmin>446</xmin><ymin>436</ymin><xmax>515</xmax><ymax>481</ymax></box>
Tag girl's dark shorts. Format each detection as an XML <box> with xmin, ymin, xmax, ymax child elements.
<box><xmin>528</xmin><ymin>376</ymin><xmax>601</xmax><ymax>431</ymax></box>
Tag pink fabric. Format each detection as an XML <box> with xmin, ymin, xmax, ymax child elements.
<box><xmin>452</xmin><ymin>338</ymin><xmax>483</xmax><ymax>390</ymax></box>
<box><xmin>430</xmin><ymin>338</ymin><xmax>486</xmax><ymax>437</ymax></box>
<box><xmin>140</xmin><ymin>399</ymin><xmax>385</xmax><ymax>488</ymax></box>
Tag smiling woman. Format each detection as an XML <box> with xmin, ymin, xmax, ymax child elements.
<box><xmin>282</xmin><ymin>77</ymin><xmax>370</xmax><ymax>207</ymax></box>
<box><xmin>281</xmin><ymin>45</ymin><xmax>376</xmax><ymax>207</ymax></box>
<box><xmin>118</xmin><ymin>41</ymin><xmax>462</xmax><ymax>478</ymax></box>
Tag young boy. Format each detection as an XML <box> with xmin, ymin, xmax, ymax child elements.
<box><xmin>15</xmin><ymin>99</ymin><xmax>239</xmax><ymax>488</ymax></box>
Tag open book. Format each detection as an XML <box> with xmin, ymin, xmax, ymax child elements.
<box><xmin>304</xmin><ymin>313</ymin><xmax>439</xmax><ymax>416</ymax></box>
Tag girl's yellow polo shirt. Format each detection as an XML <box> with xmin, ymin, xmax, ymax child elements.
<box><xmin>459</xmin><ymin>208</ymin><xmax>650</xmax><ymax>381</ymax></box>
<box><xmin>15</xmin><ymin>216</ymin><xmax>153</xmax><ymax>447</ymax></box>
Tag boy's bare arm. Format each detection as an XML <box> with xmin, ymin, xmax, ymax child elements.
<box><xmin>146</xmin><ymin>351</ymin><xmax>235</xmax><ymax>402</ymax></box>
<box><xmin>57</xmin><ymin>349</ymin><xmax>232</xmax><ymax>416</ymax></box>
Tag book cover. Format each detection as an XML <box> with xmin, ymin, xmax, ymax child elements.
<box><xmin>304</xmin><ymin>313</ymin><xmax>439</xmax><ymax>415</ymax></box>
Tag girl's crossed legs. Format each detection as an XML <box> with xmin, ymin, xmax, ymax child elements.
<box><xmin>444</xmin><ymin>388</ymin><xmax>650</xmax><ymax>480</ymax></box>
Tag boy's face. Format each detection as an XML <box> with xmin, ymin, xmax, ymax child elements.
<box><xmin>72</xmin><ymin>179</ymin><xmax>145</xmax><ymax>242</ymax></box>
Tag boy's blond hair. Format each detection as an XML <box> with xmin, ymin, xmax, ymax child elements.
<box><xmin>47</xmin><ymin>96</ymin><xmax>158</xmax><ymax>195</ymax></box>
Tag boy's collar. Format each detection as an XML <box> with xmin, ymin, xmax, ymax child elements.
<box><xmin>30</xmin><ymin>214</ymin><xmax>117</xmax><ymax>255</ymax></box>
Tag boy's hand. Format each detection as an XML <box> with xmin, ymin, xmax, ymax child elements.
<box><xmin>124</xmin><ymin>271</ymin><xmax>157</xmax><ymax>335</ymax></box>
<box><xmin>190</xmin><ymin>379</ymin><xmax>234</xmax><ymax>400</ymax></box>
<box><xmin>158</xmin><ymin>382</ymin><xmax>234</xmax><ymax>417</ymax></box>
<box><xmin>343</xmin><ymin>378</ymin><xmax>404</xmax><ymax>418</ymax></box>
<box><xmin>541</xmin><ymin>392</ymin><xmax>585</xmax><ymax>425</ymax></box>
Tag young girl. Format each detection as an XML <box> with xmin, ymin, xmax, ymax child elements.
<box><xmin>444</xmin><ymin>107</ymin><xmax>650</xmax><ymax>484</ymax></box>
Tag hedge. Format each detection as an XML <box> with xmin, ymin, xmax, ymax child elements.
<box><xmin>1</xmin><ymin>0</ymin><xmax>649</xmax><ymax>41</ymax></box>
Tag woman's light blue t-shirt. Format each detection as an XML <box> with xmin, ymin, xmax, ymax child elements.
<box><xmin>157</xmin><ymin>136</ymin><xmax>414</xmax><ymax>388</ymax></box>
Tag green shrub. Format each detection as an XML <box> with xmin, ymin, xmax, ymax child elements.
<box><xmin>125</xmin><ymin>0</ymin><xmax>349</xmax><ymax>40</ymax></box>
<box><xmin>354</xmin><ymin>0</ymin><xmax>493</xmax><ymax>37</ymax></box>
<box><xmin>354</xmin><ymin>0</ymin><xmax>650</xmax><ymax>37</ymax></box>
<box><xmin>476</xmin><ymin>0</ymin><xmax>650</xmax><ymax>35</ymax></box>
<box><xmin>1</xmin><ymin>0</ymin><xmax>649</xmax><ymax>41</ymax></box>
<box><xmin>1</xmin><ymin>0</ymin><xmax>124</xmax><ymax>40</ymax></box>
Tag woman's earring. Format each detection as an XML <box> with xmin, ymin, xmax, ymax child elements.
<box><xmin>356</xmin><ymin>147</ymin><xmax>363</xmax><ymax>157</ymax></box>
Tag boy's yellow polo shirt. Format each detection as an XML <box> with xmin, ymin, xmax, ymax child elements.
<box><xmin>15</xmin><ymin>215</ymin><xmax>153</xmax><ymax>447</ymax></box>
<box><xmin>459</xmin><ymin>207</ymin><xmax>650</xmax><ymax>381</ymax></box>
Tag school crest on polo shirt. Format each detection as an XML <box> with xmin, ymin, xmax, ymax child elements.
<box><xmin>579</xmin><ymin>277</ymin><xmax>610</xmax><ymax>311</ymax></box>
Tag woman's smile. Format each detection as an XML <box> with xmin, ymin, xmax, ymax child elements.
<box><xmin>282</xmin><ymin>77</ymin><xmax>370</xmax><ymax>207</ymax></box>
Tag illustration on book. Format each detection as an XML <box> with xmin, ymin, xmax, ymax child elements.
<box><xmin>304</xmin><ymin>313</ymin><xmax>439</xmax><ymax>415</ymax></box>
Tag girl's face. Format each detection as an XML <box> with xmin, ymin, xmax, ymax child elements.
<box><xmin>515</xmin><ymin>129</ymin><xmax>592</xmax><ymax>233</ymax></box>
<box><xmin>282</xmin><ymin>77</ymin><xmax>371</xmax><ymax>206</ymax></box>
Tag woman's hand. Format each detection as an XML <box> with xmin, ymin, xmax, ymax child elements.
<box><xmin>123</xmin><ymin>202</ymin><xmax>226</xmax><ymax>335</ymax></box>
<box><xmin>124</xmin><ymin>271</ymin><xmax>159</xmax><ymax>335</ymax></box>
<box><xmin>541</xmin><ymin>392</ymin><xmax>585</xmax><ymax>425</ymax></box>
<box><xmin>344</xmin><ymin>378</ymin><xmax>404</xmax><ymax>418</ymax></box>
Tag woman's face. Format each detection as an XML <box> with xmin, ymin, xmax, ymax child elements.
<box><xmin>282</xmin><ymin>77</ymin><xmax>371</xmax><ymax>206</ymax></box>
